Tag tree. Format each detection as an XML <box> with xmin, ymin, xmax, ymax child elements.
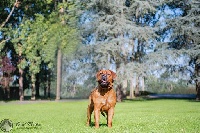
<box><xmin>1</xmin><ymin>0</ymin><xmax>79</xmax><ymax>100</ymax></box>
<box><xmin>77</xmin><ymin>0</ymin><xmax>159</xmax><ymax>99</ymax></box>
<box><xmin>52</xmin><ymin>1</ymin><xmax>80</xmax><ymax>100</ymax></box>
<box><xmin>0</xmin><ymin>56</ymin><xmax>16</xmax><ymax>99</ymax></box>
<box><xmin>145</xmin><ymin>1</ymin><xmax>200</xmax><ymax>83</ymax></box>
<box><xmin>0</xmin><ymin>0</ymin><xmax>56</xmax><ymax>100</ymax></box>
<box><xmin>167</xmin><ymin>0</ymin><xmax>200</xmax><ymax>79</ymax></box>
<box><xmin>15</xmin><ymin>7</ymin><xmax>79</xmax><ymax>100</ymax></box>
<box><xmin>70</xmin><ymin>0</ymin><xmax>199</xmax><ymax>99</ymax></box>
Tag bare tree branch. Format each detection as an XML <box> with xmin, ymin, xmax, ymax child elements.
<box><xmin>0</xmin><ymin>38</ymin><xmax>10</xmax><ymax>45</ymax></box>
<box><xmin>0</xmin><ymin>0</ymin><xmax>19</xmax><ymax>46</ymax></box>
<box><xmin>1</xmin><ymin>0</ymin><xmax>18</xmax><ymax>28</ymax></box>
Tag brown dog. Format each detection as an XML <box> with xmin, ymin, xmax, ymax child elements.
<box><xmin>86</xmin><ymin>69</ymin><xmax>117</xmax><ymax>128</ymax></box>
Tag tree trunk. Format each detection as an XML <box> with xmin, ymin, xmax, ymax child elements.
<box><xmin>195</xmin><ymin>62</ymin><xmax>200</xmax><ymax>77</ymax></box>
<box><xmin>44</xmin><ymin>85</ymin><xmax>47</xmax><ymax>98</ymax></box>
<box><xmin>19</xmin><ymin>67</ymin><xmax>24</xmax><ymax>101</ymax></box>
<box><xmin>106</xmin><ymin>54</ymin><xmax>111</xmax><ymax>69</ymax></box>
<box><xmin>129</xmin><ymin>78</ymin><xmax>135</xmax><ymax>99</ymax></box>
<box><xmin>47</xmin><ymin>70</ymin><xmax>51</xmax><ymax>99</ymax></box>
<box><xmin>56</xmin><ymin>48</ymin><xmax>62</xmax><ymax>100</ymax></box>
<box><xmin>195</xmin><ymin>60</ymin><xmax>200</xmax><ymax>100</ymax></box>
<box><xmin>18</xmin><ymin>43</ymin><xmax>24</xmax><ymax>101</ymax></box>
<box><xmin>141</xmin><ymin>76</ymin><xmax>145</xmax><ymax>92</ymax></box>
<box><xmin>31</xmin><ymin>74</ymin><xmax>36</xmax><ymax>100</ymax></box>
<box><xmin>116</xmin><ymin>84</ymin><xmax>123</xmax><ymax>102</ymax></box>
<box><xmin>35</xmin><ymin>73</ymin><xmax>40</xmax><ymax>98</ymax></box>
<box><xmin>130</xmin><ymin>40</ymin><xmax>135</xmax><ymax>61</ymax></box>
<box><xmin>122</xmin><ymin>80</ymin><xmax>127</xmax><ymax>93</ymax></box>
<box><xmin>196</xmin><ymin>80</ymin><xmax>200</xmax><ymax>101</ymax></box>
<box><xmin>116</xmin><ymin>80</ymin><xmax>127</xmax><ymax>101</ymax></box>
<box><xmin>1</xmin><ymin>74</ymin><xmax>11</xmax><ymax>100</ymax></box>
<box><xmin>44</xmin><ymin>72</ymin><xmax>47</xmax><ymax>98</ymax></box>
<box><xmin>73</xmin><ymin>83</ymin><xmax>76</xmax><ymax>97</ymax></box>
<box><xmin>135</xmin><ymin>76</ymin><xmax>139</xmax><ymax>96</ymax></box>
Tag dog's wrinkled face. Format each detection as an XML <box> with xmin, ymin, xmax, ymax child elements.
<box><xmin>96</xmin><ymin>70</ymin><xmax>116</xmax><ymax>88</ymax></box>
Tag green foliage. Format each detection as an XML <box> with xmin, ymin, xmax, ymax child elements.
<box><xmin>1</xmin><ymin>0</ymin><xmax>199</xmax><ymax>96</ymax></box>
<box><xmin>46</xmin><ymin>0</ymin><xmax>54</xmax><ymax>4</ymax></box>
<box><xmin>1</xmin><ymin>0</ymin><xmax>79</xmax><ymax>63</ymax></box>
<box><xmin>146</xmin><ymin>78</ymin><xmax>195</xmax><ymax>94</ymax></box>
<box><xmin>72</xmin><ymin>0</ymin><xmax>199</xmax><ymax>94</ymax></box>
<box><xmin>163</xmin><ymin>0</ymin><xmax>200</xmax><ymax>57</ymax></box>
<box><xmin>11</xmin><ymin>1</ymin><xmax>80</xmax><ymax>76</ymax></box>
<box><xmin>0</xmin><ymin>100</ymin><xmax>200</xmax><ymax>132</ymax></box>
<box><xmin>14</xmin><ymin>14</ymin><xmax>47</xmax><ymax>74</ymax></box>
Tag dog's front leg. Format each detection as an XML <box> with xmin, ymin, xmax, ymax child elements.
<box><xmin>86</xmin><ymin>104</ymin><xmax>93</xmax><ymax>126</ymax></box>
<box><xmin>107</xmin><ymin>107</ymin><xmax>114</xmax><ymax>128</ymax></box>
<box><xmin>94</xmin><ymin>106</ymin><xmax>100</xmax><ymax>128</ymax></box>
<box><xmin>87</xmin><ymin>96</ymin><xmax>93</xmax><ymax>126</ymax></box>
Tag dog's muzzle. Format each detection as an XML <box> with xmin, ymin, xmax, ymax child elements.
<box><xmin>99</xmin><ymin>74</ymin><xmax>109</xmax><ymax>88</ymax></box>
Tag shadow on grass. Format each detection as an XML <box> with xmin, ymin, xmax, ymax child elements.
<box><xmin>88</xmin><ymin>122</ymin><xmax>108</xmax><ymax>128</ymax></box>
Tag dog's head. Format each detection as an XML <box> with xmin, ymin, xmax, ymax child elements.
<box><xmin>96</xmin><ymin>70</ymin><xmax>117</xmax><ymax>88</ymax></box>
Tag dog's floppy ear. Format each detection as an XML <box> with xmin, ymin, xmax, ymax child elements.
<box><xmin>109</xmin><ymin>70</ymin><xmax>117</xmax><ymax>80</ymax></box>
<box><xmin>96</xmin><ymin>70</ymin><xmax>101</xmax><ymax>81</ymax></box>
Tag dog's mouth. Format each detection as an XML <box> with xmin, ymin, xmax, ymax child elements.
<box><xmin>99</xmin><ymin>80</ymin><xmax>109</xmax><ymax>88</ymax></box>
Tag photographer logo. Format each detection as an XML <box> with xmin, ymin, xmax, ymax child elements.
<box><xmin>0</xmin><ymin>119</ymin><xmax>13</xmax><ymax>132</ymax></box>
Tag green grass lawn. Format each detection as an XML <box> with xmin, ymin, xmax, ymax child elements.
<box><xmin>0</xmin><ymin>99</ymin><xmax>200</xmax><ymax>133</ymax></box>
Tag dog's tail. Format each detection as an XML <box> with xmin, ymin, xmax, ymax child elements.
<box><xmin>101</xmin><ymin>112</ymin><xmax>106</xmax><ymax>117</ymax></box>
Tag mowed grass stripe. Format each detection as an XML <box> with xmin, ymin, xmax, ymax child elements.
<box><xmin>0</xmin><ymin>100</ymin><xmax>199</xmax><ymax>133</ymax></box>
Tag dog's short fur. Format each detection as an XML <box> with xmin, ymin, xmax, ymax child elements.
<box><xmin>86</xmin><ymin>70</ymin><xmax>117</xmax><ymax>128</ymax></box>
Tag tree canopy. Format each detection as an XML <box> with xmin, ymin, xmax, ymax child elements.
<box><xmin>62</xmin><ymin>0</ymin><xmax>199</xmax><ymax>98</ymax></box>
<box><xmin>0</xmin><ymin>0</ymin><xmax>80</xmax><ymax>100</ymax></box>
<box><xmin>0</xmin><ymin>0</ymin><xmax>199</xmax><ymax>100</ymax></box>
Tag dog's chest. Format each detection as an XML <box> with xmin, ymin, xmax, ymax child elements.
<box><xmin>93</xmin><ymin>90</ymin><xmax>116</xmax><ymax>110</ymax></box>
<box><xmin>98</xmin><ymin>95</ymin><xmax>110</xmax><ymax>111</ymax></box>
